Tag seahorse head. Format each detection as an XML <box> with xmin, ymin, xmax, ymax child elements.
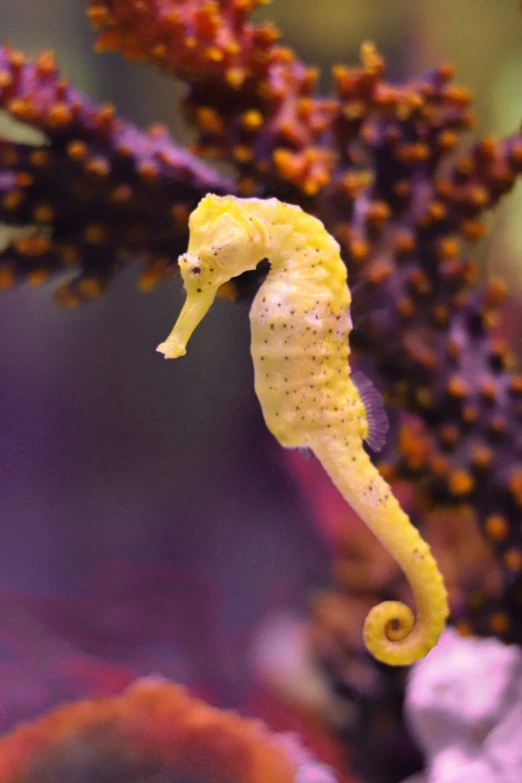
<box><xmin>157</xmin><ymin>194</ymin><xmax>267</xmax><ymax>358</ymax></box>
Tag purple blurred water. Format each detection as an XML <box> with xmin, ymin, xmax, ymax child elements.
<box><xmin>0</xmin><ymin>267</ymin><xmax>331</xmax><ymax>726</ymax></box>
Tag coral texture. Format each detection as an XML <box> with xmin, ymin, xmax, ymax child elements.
<box><xmin>0</xmin><ymin>677</ymin><xmax>335</xmax><ymax>783</ymax></box>
<box><xmin>0</xmin><ymin>46</ymin><xmax>233</xmax><ymax>305</ymax></box>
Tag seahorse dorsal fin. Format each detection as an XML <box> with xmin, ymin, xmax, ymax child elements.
<box><xmin>352</xmin><ymin>370</ymin><xmax>389</xmax><ymax>452</ymax></box>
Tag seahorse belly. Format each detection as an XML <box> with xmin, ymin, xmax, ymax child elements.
<box><xmin>250</xmin><ymin>275</ymin><xmax>365</xmax><ymax>448</ymax></box>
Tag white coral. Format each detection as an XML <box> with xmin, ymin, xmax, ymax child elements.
<box><xmin>403</xmin><ymin>628</ymin><xmax>522</xmax><ymax>783</ymax></box>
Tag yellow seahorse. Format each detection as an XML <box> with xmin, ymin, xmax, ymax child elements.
<box><xmin>157</xmin><ymin>194</ymin><xmax>449</xmax><ymax>666</ymax></box>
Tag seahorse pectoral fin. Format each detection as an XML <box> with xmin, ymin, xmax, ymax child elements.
<box><xmin>352</xmin><ymin>370</ymin><xmax>389</xmax><ymax>452</ymax></box>
<box><xmin>157</xmin><ymin>288</ymin><xmax>218</xmax><ymax>359</ymax></box>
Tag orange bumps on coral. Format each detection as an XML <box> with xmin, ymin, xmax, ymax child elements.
<box><xmin>484</xmin><ymin>513</ymin><xmax>509</xmax><ymax>542</ymax></box>
<box><xmin>0</xmin><ymin>69</ymin><xmax>12</xmax><ymax>89</ymax></box>
<box><xmin>436</xmin><ymin>237</ymin><xmax>460</xmax><ymax>261</ymax></box>
<box><xmin>346</xmin><ymin>237</ymin><xmax>369</xmax><ymax>262</ymax></box>
<box><xmin>15</xmin><ymin>174</ymin><xmax>36</xmax><ymax>189</ymax></box>
<box><xmin>489</xmin><ymin>611</ymin><xmax>510</xmax><ymax>635</ymax></box>
<box><xmin>77</xmin><ymin>276</ymin><xmax>105</xmax><ymax>300</ymax></box>
<box><xmin>137</xmin><ymin>256</ymin><xmax>172</xmax><ymax>293</ymax></box>
<box><xmin>66</xmin><ymin>140</ymin><xmax>88</xmax><ymax>161</ymax></box>
<box><xmin>366</xmin><ymin>200</ymin><xmax>391</xmax><ymax>227</ymax></box>
<box><xmin>484</xmin><ymin>276</ymin><xmax>508</xmax><ymax>307</ymax></box>
<box><xmin>489</xmin><ymin>415</ymin><xmax>507</xmax><ymax>435</ymax></box>
<box><xmin>241</xmin><ymin>109</ymin><xmax>264</xmax><ymax>130</ymax></box>
<box><xmin>395</xmin><ymin>142</ymin><xmax>430</xmax><ymax>165</ymax></box>
<box><xmin>396</xmin><ymin>296</ymin><xmax>415</xmax><ymax>318</ymax></box>
<box><xmin>510</xmin><ymin>140</ymin><xmax>522</xmax><ymax>165</ymax></box>
<box><xmin>2</xmin><ymin>190</ymin><xmax>23</xmax><ymax>211</ymax></box>
<box><xmin>437</xmin><ymin>130</ymin><xmax>458</xmax><ymax>151</ymax></box>
<box><xmin>445</xmin><ymin>337</ymin><xmax>461</xmax><ymax>361</ymax></box>
<box><xmin>461</xmin><ymin>218</ymin><xmax>487</xmax><ymax>241</ymax></box>
<box><xmin>393</xmin><ymin>230</ymin><xmax>415</xmax><ymax>256</ymax></box>
<box><xmin>504</xmin><ymin>549</ymin><xmax>522</xmax><ymax>572</ymax></box>
<box><xmin>510</xmin><ymin>374</ymin><xmax>522</xmax><ymax>395</ymax></box>
<box><xmin>34</xmin><ymin>50</ymin><xmax>58</xmax><ymax>76</ymax></box>
<box><xmin>0</xmin><ymin>679</ymin><xmax>334</xmax><ymax>783</ymax></box>
<box><xmin>430</xmin><ymin>453</ymin><xmax>449</xmax><ymax>478</ymax></box>
<box><xmin>438</xmin><ymin>424</ymin><xmax>459</xmax><ymax>448</ymax></box>
<box><xmin>27</xmin><ymin>267</ymin><xmax>50</xmax><ymax>288</ymax></box>
<box><xmin>415</xmin><ymin>387</ymin><xmax>434</xmax><ymax>409</ymax></box>
<box><xmin>32</xmin><ymin>204</ymin><xmax>55</xmax><ymax>223</ymax></box>
<box><xmin>407</xmin><ymin>268</ymin><xmax>431</xmax><ymax>296</ymax></box>
<box><xmin>398</xmin><ymin>422</ymin><xmax>432</xmax><ymax>471</ymax></box>
<box><xmin>508</xmin><ymin>468</ymin><xmax>522</xmax><ymax>506</ymax></box>
<box><xmin>272</xmin><ymin>147</ymin><xmax>333</xmax><ymax>195</ymax></box>
<box><xmin>470</xmin><ymin>445</ymin><xmax>493</xmax><ymax>471</ymax></box>
<box><xmin>365</xmin><ymin>258</ymin><xmax>394</xmax><ymax>286</ymax></box>
<box><xmin>86</xmin><ymin>4</ymin><xmax>109</xmax><ymax>28</ymax></box>
<box><xmin>85</xmin><ymin>156</ymin><xmax>111</xmax><ymax>177</ymax></box>
<box><xmin>431</xmin><ymin>304</ymin><xmax>449</xmax><ymax>327</ymax></box>
<box><xmin>5</xmin><ymin>47</ymin><xmax>27</xmax><ymax>69</ymax></box>
<box><xmin>461</xmin><ymin>404</ymin><xmax>479</xmax><ymax>425</ymax></box>
<box><xmin>0</xmin><ymin>264</ymin><xmax>15</xmax><ymax>291</ymax></box>
<box><xmin>6</xmin><ymin>97</ymin><xmax>33</xmax><ymax>122</ymax></box>
<box><xmin>447</xmin><ymin>469</ymin><xmax>475</xmax><ymax>497</ymax></box>
<box><xmin>225</xmin><ymin>67</ymin><xmax>247</xmax><ymax>89</ymax></box>
<box><xmin>447</xmin><ymin>376</ymin><xmax>469</xmax><ymax>399</ymax></box>
<box><xmin>83</xmin><ymin>222</ymin><xmax>109</xmax><ymax>245</ymax></box>
<box><xmin>12</xmin><ymin>236</ymin><xmax>50</xmax><ymax>256</ymax></box>
<box><xmin>46</xmin><ymin>101</ymin><xmax>72</xmax><ymax>127</ymax></box>
<box><xmin>479</xmin><ymin>377</ymin><xmax>498</xmax><ymax>402</ymax></box>
<box><xmin>233</xmin><ymin>144</ymin><xmax>254</xmax><ymax>162</ymax></box>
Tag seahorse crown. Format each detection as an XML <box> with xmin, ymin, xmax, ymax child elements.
<box><xmin>185</xmin><ymin>194</ymin><xmax>268</xmax><ymax>281</ymax></box>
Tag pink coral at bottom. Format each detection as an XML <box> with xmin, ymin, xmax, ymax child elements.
<box><xmin>404</xmin><ymin>629</ymin><xmax>522</xmax><ymax>783</ymax></box>
<box><xmin>0</xmin><ymin>677</ymin><xmax>337</xmax><ymax>783</ymax></box>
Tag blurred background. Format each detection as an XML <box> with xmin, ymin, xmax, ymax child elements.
<box><xmin>0</xmin><ymin>0</ymin><xmax>521</xmax><ymax>766</ymax></box>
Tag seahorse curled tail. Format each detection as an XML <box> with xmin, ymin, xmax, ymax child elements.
<box><xmin>312</xmin><ymin>435</ymin><xmax>448</xmax><ymax>666</ymax></box>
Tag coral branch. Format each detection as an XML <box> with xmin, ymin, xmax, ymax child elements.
<box><xmin>0</xmin><ymin>45</ymin><xmax>233</xmax><ymax>304</ymax></box>
<box><xmin>87</xmin><ymin>0</ymin><xmax>339</xmax><ymax>196</ymax></box>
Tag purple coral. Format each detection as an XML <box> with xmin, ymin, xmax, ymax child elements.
<box><xmin>0</xmin><ymin>46</ymin><xmax>233</xmax><ymax>305</ymax></box>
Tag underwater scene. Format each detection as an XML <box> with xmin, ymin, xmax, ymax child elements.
<box><xmin>0</xmin><ymin>0</ymin><xmax>522</xmax><ymax>781</ymax></box>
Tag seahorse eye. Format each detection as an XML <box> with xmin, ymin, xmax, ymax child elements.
<box><xmin>179</xmin><ymin>253</ymin><xmax>203</xmax><ymax>278</ymax></box>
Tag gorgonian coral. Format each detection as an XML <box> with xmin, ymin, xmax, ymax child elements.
<box><xmin>0</xmin><ymin>46</ymin><xmax>233</xmax><ymax>305</ymax></box>
<box><xmin>1</xmin><ymin>0</ymin><xmax>522</xmax><ymax>647</ymax></box>
<box><xmin>0</xmin><ymin>677</ymin><xmax>335</xmax><ymax>783</ymax></box>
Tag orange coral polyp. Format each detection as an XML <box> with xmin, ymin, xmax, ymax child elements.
<box><xmin>0</xmin><ymin>680</ymin><xmax>309</xmax><ymax>783</ymax></box>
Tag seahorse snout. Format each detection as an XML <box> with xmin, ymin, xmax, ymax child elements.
<box><xmin>157</xmin><ymin>287</ymin><xmax>217</xmax><ymax>358</ymax></box>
